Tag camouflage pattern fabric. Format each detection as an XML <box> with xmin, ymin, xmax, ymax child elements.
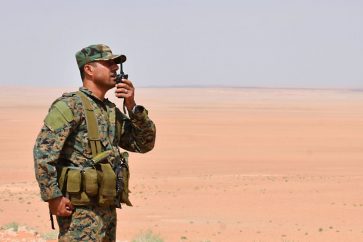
<box><xmin>57</xmin><ymin>206</ymin><xmax>116</xmax><ymax>241</ymax></box>
<box><xmin>33</xmin><ymin>87</ymin><xmax>156</xmax><ymax>240</ymax></box>
<box><xmin>75</xmin><ymin>44</ymin><xmax>126</xmax><ymax>68</ymax></box>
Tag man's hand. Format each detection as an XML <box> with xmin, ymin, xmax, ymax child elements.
<box><xmin>115</xmin><ymin>79</ymin><xmax>136</xmax><ymax>112</ymax></box>
<box><xmin>48</xmin><ymin>196</ymin><xmax>74</xmax><ymax>217</ymax></box>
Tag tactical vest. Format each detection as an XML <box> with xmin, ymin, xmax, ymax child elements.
<box><xmin>57</xmin><ymin>91</ymin><xmax>132</xmax><ymax>207</ymax></box>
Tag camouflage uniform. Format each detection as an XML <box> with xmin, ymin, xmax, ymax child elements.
<box><xmin>34</xmin><ymin>45</ymin><xmax>156</xmax><ymax>241</ymax></box>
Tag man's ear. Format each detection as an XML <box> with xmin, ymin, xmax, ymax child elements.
<box><xmin>84</xmin><ymin>63</ymin><xmax>95</xmax><ymax>77</ymax></box>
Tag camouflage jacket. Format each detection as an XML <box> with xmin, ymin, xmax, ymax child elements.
<box><xmin>34</xmin><ymin>87</ymin><xmax>156</xmax><ymax>201</ymax></box>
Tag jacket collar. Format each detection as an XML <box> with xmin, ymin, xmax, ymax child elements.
<box><xmin>79</xmin><ymin>87</ymin><xmax>114</xmax><ymax>106</ymax></box>
<box><xmin>79</xmin><ymin>86</ymin><xmax>100</xmax><ymax>101</ymax></box>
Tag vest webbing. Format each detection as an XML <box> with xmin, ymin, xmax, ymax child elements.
<box><xmin>76</xmin><ymin>91</ymin><xmax>102</xmax><ymax>157</ymax></box>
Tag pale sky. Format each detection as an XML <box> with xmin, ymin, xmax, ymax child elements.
<box><xmin>0</xmin><ymin>0</ymin><xmax>362</xmax><ymax>88</ymax></box>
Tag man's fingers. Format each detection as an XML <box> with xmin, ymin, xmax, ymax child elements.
<box><xmin>115</xmin><ymin>83</ymin><xmax>127</xmax><ymax>89</ymax></box>
<box><xmin>65</xmin><ymin>199</ymin><xmax>74</xmax><ymax>211</ymax></box>
<box><xmin>57</xmin><ymin>208</ymin><xmax>73</xmax><ymax>217</ymax></box>
<box><xmin>57</xmin><ymin>203</ymin><xmax>73</xmax><ymax>217</ymax></box>
<box><xmin>115</xmin><ymin>88</ymin><xmax>129</xmax><ymax>94</ymax></box>
<box><xmin>115</xmin><ymin>79</ymin><xmax>134</xmax><ymax>89</ymax></box>
<box><xmin>121</xmin><ymin>79</ymin><xmax>134</xmax><ymax>87</ymax></box>
<box><xmin>115</xmin><ymin>79</ymin><xmax>135</xmax><ymax>105</ymax></box>
<box><xmin>49</xmin><ymin>196</ymin><xmax>74</xmax><ymax>217</ymax></box>
<box><xmin>115</xmin><ymin>84</ymin><xmax>134</xmax><ymax>98</ymax></box>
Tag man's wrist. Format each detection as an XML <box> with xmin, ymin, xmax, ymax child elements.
<box><xmin>125</xmin><ymin>100</ymin><xmax>136</xmax><ymax>112</ymax></box>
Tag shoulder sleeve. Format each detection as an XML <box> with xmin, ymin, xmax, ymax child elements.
<box><xmin>34</xmin><ymin>94</ymin><xmax>81</xmax><ymax>201</ymax></box>
<box><xmin>44</xmin><ymin>100</ymin><xmax>74</xmax><ymax>131</ymax></box>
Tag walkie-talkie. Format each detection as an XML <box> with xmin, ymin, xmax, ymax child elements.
<box><xmin>115</xmin><ymin>62</ymin><xmax>128</xmax><ymax>84</ymax></box>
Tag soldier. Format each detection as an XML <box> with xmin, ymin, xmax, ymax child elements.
<box><xmin>34</xmin><ymin>44</ymin><xmax>156</xmax><ymax>241</ymax></box>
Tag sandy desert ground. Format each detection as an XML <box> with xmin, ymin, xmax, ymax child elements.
<box><xmin>0</xmin><ymin>86</ymin><xmax>362</xmax><ymax>242</ymax></box>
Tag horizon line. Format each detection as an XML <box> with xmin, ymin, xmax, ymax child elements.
<box><xmin>0</xmin><ymin>84</ymin><xmax>362</xmax><ymax>92</ymax></box>
<box><xmin>139</xmin><ymin>85</ymin><xmax>363</xmax><ymax>91</ymax></box>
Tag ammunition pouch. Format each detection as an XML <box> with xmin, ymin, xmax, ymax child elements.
<box><xmin>67</xmin><ymin>169</ymin><xmax>91</xmax><ymax>206</ymax></box>
<box><xmin>84</xmin><ymin>169</ymin><xmax>98</xmax><ymax>196</ymax></box>
<box><xmin>58</xmin><ymin>162</ymin><xmax>118</xmax><ymax>207</ymax></box>
<box><xmin>98</xmin><ymin>163</ymin><xmax>116</xmax><ymax>206</ymax></box>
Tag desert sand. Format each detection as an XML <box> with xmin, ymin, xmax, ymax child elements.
<box><xmin>0</xmin><ymin>86</ymin><xmax>362</xmax><ymax>241</ymax></box>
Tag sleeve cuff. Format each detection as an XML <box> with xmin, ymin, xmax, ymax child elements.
<box><xmin>40</xmin><ymin>184</ymin><xmax>63</xmax><ymax>202</ymax></box>
<box><xmin>129</xmin><ymin>105</ymin><xmax>148</xmax><ymax>121</ymax></box>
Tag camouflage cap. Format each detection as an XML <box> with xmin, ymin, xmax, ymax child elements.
<box><xmin>75</xmin><ymin>44</ymin><xmax>126</xmax><ymax>69</ymax></box>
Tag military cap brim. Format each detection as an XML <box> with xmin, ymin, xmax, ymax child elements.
<box><xmin>94</xmin><ymin>54</ymin><xmax>127</xmax><ymax>64</ymax></box>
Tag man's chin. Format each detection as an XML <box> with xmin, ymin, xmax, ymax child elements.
<box><xmin>102</xmin><ymin>82</ymin><xmax>116</xmax><ymax>90</ymax></box>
